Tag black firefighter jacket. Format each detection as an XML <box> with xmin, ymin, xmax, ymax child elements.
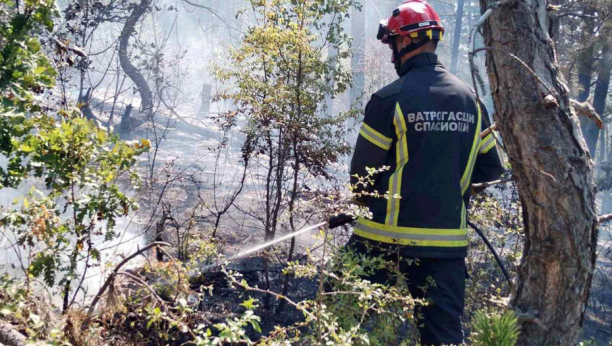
<box><xmin>350</xmin><ymin>53</ymin><xmax>505</xmax><ymax>259</ymax></box>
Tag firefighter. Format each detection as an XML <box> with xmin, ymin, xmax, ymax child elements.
<box><xmin>347</xmin><ymin>1</ymin><xmax>505</xmax><ymax>345</ymax></box>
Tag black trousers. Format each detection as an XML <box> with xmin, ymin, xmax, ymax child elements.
<box><xmin>344</xmin><ymin>236</ymin><xmax>466</xmax><ymax>346</ymax></box>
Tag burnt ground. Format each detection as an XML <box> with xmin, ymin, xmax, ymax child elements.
<box><xmin>583</xmin><ymin>225</ymin><xmax>612</xmax><ymax>344</ymax></box>
<box><xmin>192</xmin><ymin>257</ymin><xmax>319</xmax><ymax>339</ymax></box>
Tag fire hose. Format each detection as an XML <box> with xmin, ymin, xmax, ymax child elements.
<box><xmin>206</xmin><ymin>214</ymin><xmax>512</xmax><ymax>287</ymax></box>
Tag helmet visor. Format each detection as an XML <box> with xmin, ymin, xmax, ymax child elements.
<box><xmin>377</xmin><ymin>20</ymin><xmax>392</xmax><ymax>44</ymax></box>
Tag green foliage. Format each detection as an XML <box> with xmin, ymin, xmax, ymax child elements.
<box><xmin>0</xmin><ymin>0</ymin><xmax>147</xmax><ymax>312</ymax></box>
<box><xmin>0</xmin><ymin>274</ymin><xmax>85</xmax><ymax>345</ymax></box>
<box><xmin>469</xmin><ymin>310</ymin><xmax>520</xmax><ymax>346</ymax></box>
<box><xmin>214</xmin><ymin>0</ymin><xmax>358</xmax><ymax>176</ymax></box>
<box><xmin>1</xmin><ymin>115</ymin><xmax>146</xmax><ymax>291</ymax></box>
<box><xmin>0</xmin><ymin>0</ymin><xmax>59</xmax><ymax>188</ymax></box>
<box><xmin>0</xmin><ymin>0</ymin><xmax>58</xmax><ymax>112</ymax></box>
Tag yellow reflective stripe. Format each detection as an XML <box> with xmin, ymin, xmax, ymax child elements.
<box><xmin>359</xmin><ymin>123</ymin><xmax>392</xmax><ymax>150</ymax></box>
<box><xmin>460</xmin><ymin>103</ymin><xmax>482</xmax><ymax>194</ymax></box>
<box><xmin>386</xmin><ymin>103</ymin><xmax>409</xmax><ymax>226</ymax></box>
<box><xmin>426</xmin><ymin>29</ymin><xmax>433</xmax><ymax>40</ymax></box>
<box><xmin>480</xmin><ymin>134</ymin><xmax>496</xmax><ymax>154</ymax></box>
<box><xmin>461</xmin><ymin>201</ymin><xmax>466</xmax><ymax>229</ymax></box>
<box><xmin>355</xmin><ymin>218</ymin><xmax>468</xmax><ymax>247</ymax></box>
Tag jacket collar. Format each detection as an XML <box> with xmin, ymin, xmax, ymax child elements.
<box><xmin>398</xmin><ymin>52</ymin><xmax>441</xmax><ymax>77</ymax></box>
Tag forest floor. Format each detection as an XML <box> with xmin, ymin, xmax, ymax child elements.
<box><xmin>111</xmin><ymin>113</ymin><xmax>612</xmax><ymax>344</ymax></box>
<box><xmin>583</xmin><ymin>225</ymin><xmax>612</xmax><ymax>344</ymax></box>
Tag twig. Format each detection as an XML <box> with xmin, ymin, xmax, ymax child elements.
<box><xmin>52</xmin><ymin>37</ymin><xmax>88</xmax><ymax>58</ymax></box>
<box><xmin>472</xmin><ymin>178</ymin><xmax>513</xmax><ymax>192</ymax></box>
<box><xmin>480</xmin><ymin>123</ymin><xmax>499</xmax><ymax>138</ymax></box>
<box><xmin>82</xmin><ymin>241</ymin><xmax>171</xmax><ymax>328</ymax></box>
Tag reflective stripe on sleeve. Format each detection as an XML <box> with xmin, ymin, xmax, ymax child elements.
<box><xmin>355</xmin><ymin>218</ymin><xmax>468</xmax><ymax>247</ymax></box>
<box><xmin>460</xmin><ymin>103</ymin><xmax>483</xmax><ymax>195</ymax></box>
<box><xmin>461</xmin><ymin>201</ymin><xmax>466</xmax><ymax>229</ymax></box>
<box><xmin>386</xmin><ymin>103</ymin><xmax>409</xmax><ymax>226</ymax></box>
<box><xmin>359</xmin><ymin>123</ymin><xmax>393</xmax><ymax>150</ymax></box>
<box><xmin>479</xmin><ymin>134</ymin><xmax>496</xmax><ymax>154</ymax></box>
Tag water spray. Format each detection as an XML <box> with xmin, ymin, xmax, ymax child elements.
<box><xmin>202</xmin><ymin>214</ymin><xmax>512</xmax><ymax>288</ymax></box>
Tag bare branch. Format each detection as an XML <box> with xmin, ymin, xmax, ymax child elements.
<box><xmin>571</xmin><ymin>99</ymin><xmax>603</xmax><ymax>129</ymax></box>
<box><xmin>82</xmin><ymin>241</ymin><xmax>171</xmax><ymax>328</ymax></box>
<box><xmin>52</xmin><ymin>37</ymin><xmax>88</xmax><ymax>58</ymax></box>
<box><xmin>598</xmin><ymin>213</ymin><xmax>612</xmax><ymax>223</ymax></box>
<box><xmin>480</xmin><ymin>124</ymin><xmax>499</xmax><ymax>138</ymax></box>
<box><xmin>472</xmin><ymin>178</ymin><xmax>513</xmax><ymax>193</ymax></box>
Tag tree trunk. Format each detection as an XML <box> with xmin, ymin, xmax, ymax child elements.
<box><xmin>591</xmin><ymin>43</ymin><xmax>611</xmax><ymax>162</ymax></box>
<box><xmin>576</xmin><ymin>6</ymin><xmax>598</xmax><ymax>156</ymax></box>
<box><xmin>450</xmin><ymin>0</ymin><xmax>465</xmax><ymax>74</ymax></box>
<box><xmin>479</xmin><ymin>1</ymin><xmax>598</xmax><ymax>345</ymax></box>
<box><xmin>198</xmin><ymin>83</ymin><xmax>211</xmax><ymax>115</ymax></box>
<box><xmin>593</xmin><ymin>44</ymin><xmax>611</xmax><ymax>124</ymax></box>
<box><xmin>325</xmin><ymin>44</ymin><xmax>337</xmax><ymax>117</ymax></box>
<box><xmin>349</xmin><ymin>1</ymin><xmax>365</xmax><ymax>107</ymax></box>
<box><xmin>119</xmin><ymin>0</ymin><xmax>153</xmax><ymax>117</ymax></box>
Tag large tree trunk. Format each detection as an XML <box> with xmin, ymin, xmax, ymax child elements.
<box><xmin>479</xmin><ymin>1</ymin><xmax>598</xmax><ymax>345</ymax></box>
<box><xmin>450</xmin><ymin>0</ymin><xmax>465</xmax><ymax>74</ymax></box>
<box><xmin>119</xmin><ymin>0</ymin><xmax>153</xmax><ymax>117</ymax></box>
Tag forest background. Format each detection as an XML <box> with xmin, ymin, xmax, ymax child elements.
<box><xmin>0</xmin><ymin>0</ymin><xmax>611</xmax><ymax>345</ymax></box>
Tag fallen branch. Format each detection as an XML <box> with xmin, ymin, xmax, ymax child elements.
<box><xmin>571</xmin><ymin>99</ymin><xmax>603</xmax><ymax>129</ymax></box>
<box><xmin>82</xmin><ymin>241</ymin><xmax>171</xmax><ymax>328</ymax></box>
<box><xmin>0</xmin><ymin>320</ymin><xmax>27</xmax><ymax>346</ymax></box>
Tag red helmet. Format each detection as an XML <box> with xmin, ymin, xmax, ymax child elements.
<box><xmin>377</xmin><ymin>0</ymin><xmax>444</xmax><ymax>44</ymax></box>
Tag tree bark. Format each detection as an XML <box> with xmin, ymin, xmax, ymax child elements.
<box><xmin>119</xmin><ymin>0</ymin><xmax>153</xmax><ymax>117</ymax></box>
<box><xmin>450</xmin><ymin>0</ymin><xmax>465</xmax><ymax>74</ymax></box>
<box><xmin>479</xmin><ymin>1</ymin><xmax>598</xmax><ymax>345</ymax></box>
